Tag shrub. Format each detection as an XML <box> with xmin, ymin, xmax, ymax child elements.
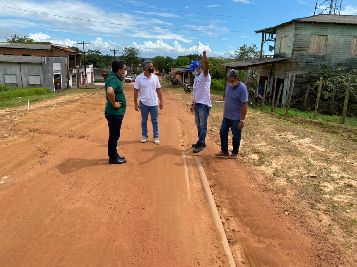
<box><xmin>211</xmin><ymin>79</ymin><xmax>225</xmax><ymax>95</ymax></box>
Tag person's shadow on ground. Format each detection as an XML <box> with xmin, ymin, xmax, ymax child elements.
<box><xmin>119</xmin><ymin>140</ymin><xmax>194</xmax><ymax>164</ymax></box>
<box><xmin>58</xmin><ymin>158</ymin><xmax>108</xmax><ymax>174</ymax></box>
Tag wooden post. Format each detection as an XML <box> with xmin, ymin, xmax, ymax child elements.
<box><xmin>261</xmin><ymin>79</ymin><xmax>268</xmax><ymax>111</ymax></box>
<box><xmin>303</xmin><ymin>86</ymin><xmax>310</xmax><ymax>110</ymax></box>
<box><xmin>285</xmin><ymin>74</ymin><xmax>296</xmax><ymax>116</ymax></box>
<box><xmin>274</xmin><ymin>84</ymin><xmax>283</xmax><ymax>112</ymax></box>
<box><xmin>341</xmin><ymin>80</ymin><xmax>350</xmax><ymax>124</ymax></box>
<box><xmin>255</xmin><ymin>75</ymin><xmax>260</xmax><ymax>99</ymax></box>
<box><xmin>224</xmin><ymin>67</ymin><xmax>228</xmax><ymax>98</ymax></box>
<box><xmin>260</xmin><ymin>33</ymin><xmax>264</xmax><ymax>59</ymax></box>
<box><xmin>271</xmin><ymin>75</ymin><xmax>278</xmax><ymax>112</ymax></box>
<box><xmin>313</xmin><ymin>77</ymin><xmax>323</xmax><ymax>120</ymax></box>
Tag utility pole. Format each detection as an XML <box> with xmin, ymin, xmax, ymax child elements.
<box><xmin>77</xmin><ymin>41</ymin><xmax>91</xmax><ymax>85</ymax></box>
<box><xmin>110</xmin><ymin>49</ymin><xmax>119</xmax><ymax>61</ymax></box>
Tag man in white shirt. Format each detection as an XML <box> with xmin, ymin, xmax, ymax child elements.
<box><xmin>190</xmin><ymin>51</ymin><xmax>212</xmax><ymax>153</ymax></box>
<box><xmin>134</xmin><ymin>60</ymin><xmax>164</xmax><ymax>145</ymax></box>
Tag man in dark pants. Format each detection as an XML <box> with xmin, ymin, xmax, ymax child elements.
<box><xmin>215</xmin><ymin>69</ymin><xmax>248</xmax><ymax>159</ymax></box>
<box><xmin>105</xmin><ymin>61</ymin><xmax>127</xmax><ymax>164</ymax></box>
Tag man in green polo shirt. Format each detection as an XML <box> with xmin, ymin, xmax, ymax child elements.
<box><xmin>105</xmin><ymin>61</ymin><xmax>127</xmax><ymax>164</ymax></box>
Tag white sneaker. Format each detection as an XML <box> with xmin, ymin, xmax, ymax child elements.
<box><xmin>153</xmin><ymin>137</ymin><xmax>160</xmax><ymax>145</ymax></box>
<box><xmin>141</xmin><ymin>136</ymin><xmax>148</xmax><ymax>143</ymax></box>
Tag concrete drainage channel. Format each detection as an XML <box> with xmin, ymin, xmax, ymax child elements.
<box><xmin>182</xmin><ymin>151</ymin><xmax>236</xmax><ymax>267</ymax></box>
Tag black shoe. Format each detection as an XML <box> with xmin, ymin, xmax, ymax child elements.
<box><xmin>117</xmin><ymin>154</ymin><xmax>125</xmax><ymax>160</ymax></box>
<box><xmin>193</xmin><ymin>145</ymin><xmax>205</xmax><ymax>154</ymax></box>
<box><xmin>192</xmin><ymin>143</ymin><xmax>206</xmax><ymax>148</ymax></box>
<box><xmin>109</xmin><ymin>158</ymin><xmax>127</xmax><ymax>164</ymax></box>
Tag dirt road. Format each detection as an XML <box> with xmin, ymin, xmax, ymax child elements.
<box><xmin>0</xmin><ymin>86</ymin><xmax>230</xmax><ymax>266</ymax></box>
<box><xmin>0</xmin><ymin>84</ymin><xmax>335</xmax><ymax>266</ymax></box>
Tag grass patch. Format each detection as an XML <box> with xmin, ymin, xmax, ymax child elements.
<box><xmin>259</xmin><ymin>106</ymin><xmax>357</xmax><ymax>129</ymax></box>
<box><xmin>0</xmin><ymin>86</ymin><xmax>100</xmax><ymax>109</ymax></box>
<box><xmin>165</xmin><ymin>80</ymin><xmax>357</xmax><ymax>129</ymax></box>
<box><xmin>0</xmin><ymin>87</ymin><xmax>51</xmax><ymax>101</ymax></box>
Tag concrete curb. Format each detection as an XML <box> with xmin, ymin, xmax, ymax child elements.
<box><xmin>195</xmin><ymin>157</ymin><xmax>236</xmax><ymax>267</ymax></box>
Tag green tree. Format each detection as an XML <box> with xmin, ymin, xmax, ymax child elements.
<box><xmin>173</xmin><ymin>56</ymin><xmax>191</xmax><ymax>67</ymax></box>
<box><xmin>153</xmin><ymin>56</ymin><xmax>174</xmax><ymax>73</ymax></box>
<box><xmin>233</xmin><ymin>44</ymin><xmax>259</xmax><ymax>60</ymax></box>
<box><xmin>85</xmin><ymin>49</ymin><xmax>111</xmax><ymax>69</ymax></box>
<box><xmin>119</xmin><ymin>47</ymin><xmax>141</xmax><ymax>74</ymax></box>
<box><xmin>209</xmin><ymin>57</ymin><xmax>230</xmax><ymax>79</ymax></box>
<box><xmin>70</xmin><ymin>46</ymin><xmax>80</xmax><ymax>53</ymax></box>
<box><xmin>6</xmin><ymin>34</ymin><xmax>34</xmax><ymax>43</ymax></box>
<box><xmin>305</xmin><ymin>64</ymin><xmax>357</xmax><ymax>116</ymax></box>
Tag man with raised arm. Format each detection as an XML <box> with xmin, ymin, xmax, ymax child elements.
<box><xmin>190</xmin><ymin>51</ymin><xmax>212</xmax><ymax>154</ymax></box>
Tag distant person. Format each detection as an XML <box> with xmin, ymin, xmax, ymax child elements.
<box><xmin>190</xmin><ymin>50</ymin><xmax>212</xmax><ymax>153</ymax></box>
<box><xmin>104</xmin><ymin>61</ymin><xmax>128</xmax><ymax>164</ymax></box>
<box><xmin>134</xmin><ymin>60</ymin><xmax>163</xmax><ymax>144</ymax></box>
<box><xmin>215</xmin><ymin>69</ymin><xmax>248</xmax><ymax>159</ymax></box>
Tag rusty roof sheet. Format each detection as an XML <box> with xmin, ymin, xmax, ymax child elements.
<box><xmin>0</xmin><ymin>42</ymin><xmax>51</xmax><ymax>50</ymax></box>
<box><xmin>224</xmin><ymin>57</ymin><xmax>289</xmax><ymax>69</ymax></box>
<box><xmin>0</xmin><ymin>43</ymin><xmax>82</xmax><ymax>55</ymax></box>
<box><xmin>256</xmin><ymin>14</ymin><xmax>357</xmax><ymax>33</ymax></box>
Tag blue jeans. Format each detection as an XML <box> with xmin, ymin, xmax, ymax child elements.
<box><xmin>194</xmin><ymin>103</ymin><xmax>210</xmax><ymax>146</ymax></box>
<box><xmin>220</xmin><ymin>117</ymin><xmax>242</xmax><ymax>154</ymax></box>
<box><xmin>140</xmin><ymin>101</ymin><xmax>159</xmax><ymax>138</ymax></box>
<box><xmin>105</xmin><ymin>114</ymin><xmax>124</xmax><ymax>159</ymax></box>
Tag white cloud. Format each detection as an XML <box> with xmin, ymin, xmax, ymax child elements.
<box><xmin>26</xmin><ymin>32</ymin><xmax>218</xmax><ymax>57</ymax></box>
<box><xmin>341</xmin><ymin>5</ymin><xmax>357</xmax><ymax>15</ymax></box>
<box><xmin>232</xmin><ymin>0</ymin><xmax>253</xmax><ymax>4</ymax></box>
<box><xmin>187</xmin><ymin>41</ymin><xmax>213</xmax><ymax>54</ymax></box>
<box><xmin>134</xmin><ymin>10</ymin><xmax>178</xmax><ymax>18</ymax></box>
<box><xmin>0</xmin><ymin>0</ymin><xmax>191</xmax><ymax>43</ymax></box>
<box><xmin>297</xmin><ymin>0</ymin><xmax>309</xmax><ymax>6</ymax></box>
<box><xmin>28</xmin><ymin>32</ymin><xmax>116</xmax><ymax>51</ymax></box>
<box><xmin>205</xmin><ymin>4</ymin><xmax>221</xmax><ymax>8</ymax></box>
<box><xmin>132</xmin><ymin>39</ymin><xmax>216</xmax><ymax>57</ymax></box>
<box><xmin>29</xmin><ymin>32</ymin><xmax>51</xmax><ymax>41</ymax></box>
<box><xmin>185</xmin><ymin>21</ymin><xmax>229</xmax><ymax>37</ymax></box>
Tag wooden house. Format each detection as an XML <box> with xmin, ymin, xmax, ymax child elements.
<box><xmin>225</xmin><ymin>14</ymin><xmax>357</xmax><ymax>107</ymax></box>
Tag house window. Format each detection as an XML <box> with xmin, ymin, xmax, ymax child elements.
<box><xmin>279</xmin><ymin>36</ymin><xmax>289</xmax><ymax>54</ymax></box>
<box><xmin>351</xmin><ymin>37</ymin><xmax>357</xmax><ymax>57</ymax></box>
<box><xmin>4</xmin><ymin>74</ymin><xmax>17</xmax><ymax>84</ymax></box>
<box><xmin>308</xmin><ymin>35</ymin><xmax>327</xmax><ymax>55</ymax></box>
<box><xmin>28</xmin><ymin>75</ymin><xmax>41</xmax><ymax>85</ymax></box>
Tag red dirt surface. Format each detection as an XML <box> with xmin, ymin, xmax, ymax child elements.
<box><xmin>0</xmin><ymin>84</ymin><xmax>334</xmax><ymax>266</ymax></box>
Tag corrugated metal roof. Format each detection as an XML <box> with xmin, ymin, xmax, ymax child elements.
<box><xmin>224</xmin><ymin>57</ymin><xmax>289</xmax><ymax>69</ymax></box>
<box><xmin>0</xmin><ymin>55</ymin><xmax>44</xmax><ymax>63</ymax></box>
<box><xmin>0</xmin><ymin>42</ymin><xmax>51</xmax><ymax>50</ymax></box>
<box><xmin>256</xmin><ymin>14</ymin><xmax>357</xmax><ymax>33</ymax></box>
<box><xmin>52</xmin><ymin>44</ymin><xmax>82</xmax><ymax>54</ymax></box>
<box><xmin>0</xmin><ymin>43</ymin><xmax>81</xmax><ymax>55</ymax></box>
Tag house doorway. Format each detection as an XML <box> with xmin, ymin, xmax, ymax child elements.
<box><xmin>272</xmin><ymin>78</ymin><xmax>284</xmax><ymax>107</ymax></box>
<box><xmin>54</xmin><ymin>74</ymin><xmax>61</xmax><ymax>91</ymax></box>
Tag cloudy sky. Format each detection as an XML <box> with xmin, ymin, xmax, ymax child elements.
<box><xmin>0</xmin><ymin>0</ymin><xmax>356</xmax><ymax>58</ymax></box>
